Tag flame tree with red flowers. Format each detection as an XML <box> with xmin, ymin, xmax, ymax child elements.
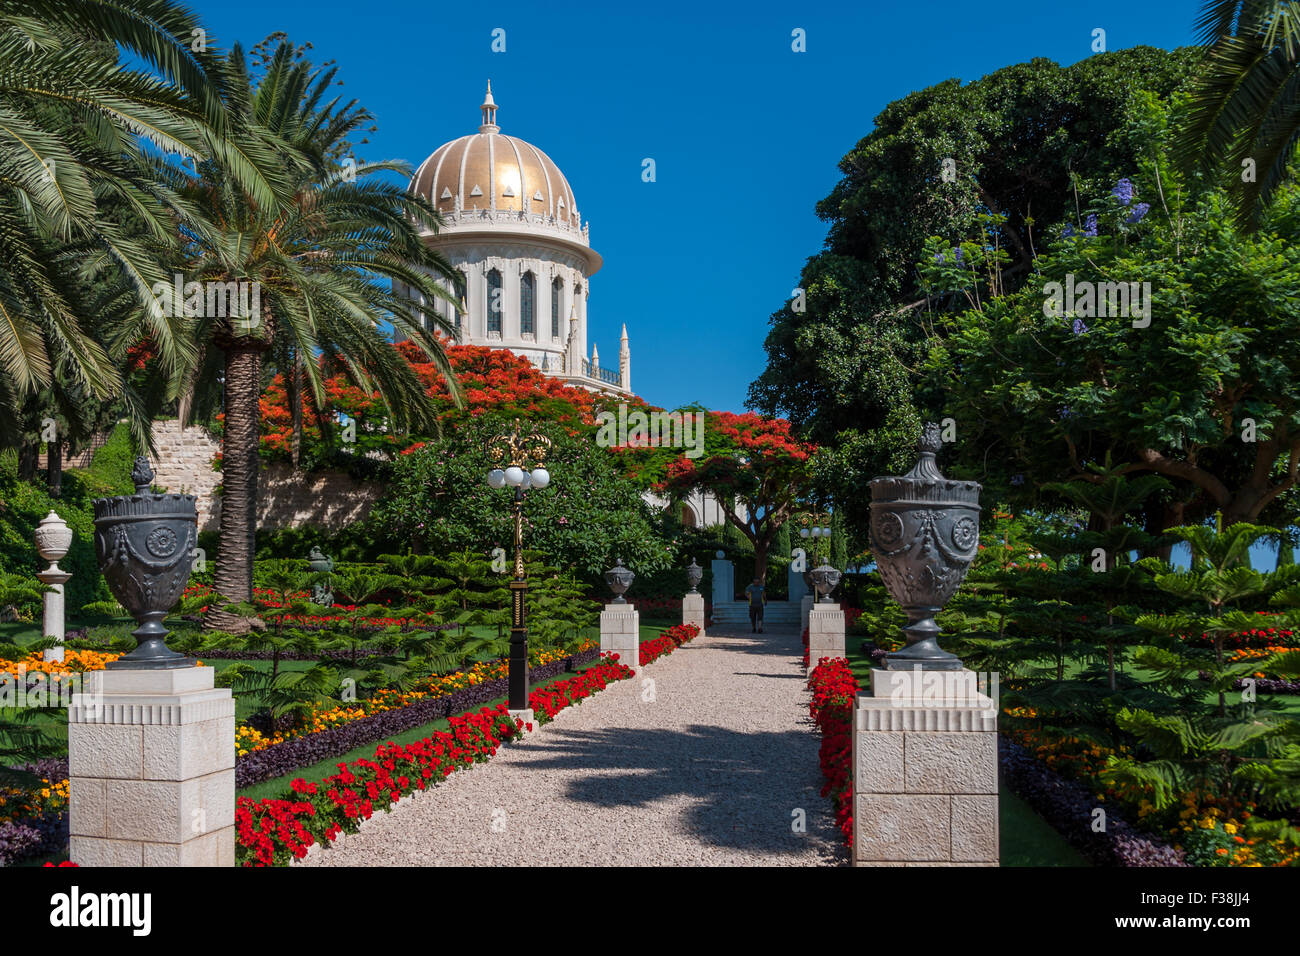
<box><xmin>659</xmin><ymin>411</ymin><xmax>816</xmax><ymax>586</ymax></box>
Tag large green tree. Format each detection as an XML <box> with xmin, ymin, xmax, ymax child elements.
<box><xmin>749</xmin><ymin>47</ymin><xmax>1198</xmax><ymax>538</ymax></box>
<box><xmin>372</xmin><ymin>415</ymin><xmax>671</xmax><ymax>581</ymax></box>
<box><xmin>931</xmin><ymin>93</ymin><xmax>1300</xmax><ymax>528</ymax></box>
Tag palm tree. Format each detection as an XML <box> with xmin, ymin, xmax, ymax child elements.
<box><xmin>1179</xmin><ymin>1</ymin><xmax>1300</xmax><ymax>229</ymax></box>
<box><xmin>149</xmin><ymin>42</ymin><xmax>462</xmax><ymax>630</ymax></box>
<box><xmin>0</xmin><ymin>1</ymin><xmax>256</xmax><ymax>441</ymax></box>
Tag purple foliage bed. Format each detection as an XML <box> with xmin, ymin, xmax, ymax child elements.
<box><xmin>999</xmin><ymin>737</ymin><xmax>1186</xmax><ymax>867</ymax></box>
<box><xmin>234</xmin><ymin>647</ymin><xmax>600</xmax><ymax>788</ymax></box>
<box><xmin>4</xmin><ymin>649</ymin><xmax>599</xmax><ymax>795</ymax></box>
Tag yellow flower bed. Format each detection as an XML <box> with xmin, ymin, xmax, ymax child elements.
<box><xmin>0</xmin><ymin>648</ymin><xmax>121</xmax><ymax>677</ymax></box>
<box><xmin>0</xmin><ymin>777</ymin><xmax>68</xmax><ymax>821</ymax></box>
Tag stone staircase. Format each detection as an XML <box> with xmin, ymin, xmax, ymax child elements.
<box><xmin>708</xmin><ymin>600</ymin><xmax>802</xmax><ymax>628</ymax></box>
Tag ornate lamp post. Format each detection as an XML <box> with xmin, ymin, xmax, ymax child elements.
<box><xmin>486</xmin><ymin>419</ymin><xmax>553</xmax><ymax>712</ymax></box>
<box><xmin>799</xmin><ymin>512</ymin><xmax>840</xmax><ymax>603</ymax></box>
<box><xmin>798</xmin><ymin>513</ymin><xmax>832</xmax><ymax>566</ymax></box>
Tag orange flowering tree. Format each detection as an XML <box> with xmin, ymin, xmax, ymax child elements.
<box><xmin>259</xmin><ymin>341</ymin><xmax>667</xmax><ymax>477</ymax></box>
<box><xmin>659</xmin><ymin>410</ymin><xmax>816</xmax><ymax>584</ymax></box>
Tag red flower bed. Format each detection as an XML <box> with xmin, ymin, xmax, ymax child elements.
<box><xmin>234</xmin><ymin>660</ymin><xmax>640</xmax><ymax>866</ymax></box>
<box><xmin>808</xmin><ymin>657</ymin><xmax>859</xmax><ymax>847</ymax></box>
<box><xmin>638</xmin><ymin>622</ymin><xmax>701</xmax><ymax>666</ymax></box>
<box><xmin>529</xmin><ymin>657</ymin><xmax>636</xmax><ymax>722</ymax></box>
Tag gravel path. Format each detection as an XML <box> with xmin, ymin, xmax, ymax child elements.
<box><xmin>299</xmin><ymin>623</ymin><xmax>844</xmax><ymax>867</ymax></box>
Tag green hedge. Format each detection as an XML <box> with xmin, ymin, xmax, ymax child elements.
<box><xmin>0</xmin><ymin>425</ymin><xmax>138</xmax><ymax>617</ymax></box>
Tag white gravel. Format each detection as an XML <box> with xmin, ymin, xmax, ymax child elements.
<box><xmin>297</xmin><ymin>623</ymin><xmax>845</xmax><ymax>867</ymax></box>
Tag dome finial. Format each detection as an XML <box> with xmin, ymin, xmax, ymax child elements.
<box><xmin>479</xmin><ymin>81</ymin><xmax>499</xmax><ymax>133</ymax></box>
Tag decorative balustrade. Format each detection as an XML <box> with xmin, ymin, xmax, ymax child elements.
<box><xmin>581</xmin><ymin>358</ymin><xmax>621</xmax><ymax>386</ymax></box>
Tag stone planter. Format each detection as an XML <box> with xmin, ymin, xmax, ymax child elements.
<box><xmin>868</xmin><ymin>423</ymin><xmax>981</xmax><ymax>671</ymax></box>
<box><xmin>92</xmin><ymin>458</ymin><xmax>197</xmax><ymax>669</ymax></box>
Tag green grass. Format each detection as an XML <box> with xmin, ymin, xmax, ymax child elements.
<box><xmin>1000</xmin><ymin>785</ymin><xmax>1089</xmax><ymax>865</ymax></box>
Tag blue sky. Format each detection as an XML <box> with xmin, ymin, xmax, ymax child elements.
<box><xmin>185</xmin><ymin>0</ymin><xmax>1202</xmax><ymax>413</ymax></box>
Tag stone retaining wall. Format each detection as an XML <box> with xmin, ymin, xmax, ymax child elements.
<box><xmin>139</xmin><ymin>421</ymin><xmax>381</xmax><ymax>533</ymax></box>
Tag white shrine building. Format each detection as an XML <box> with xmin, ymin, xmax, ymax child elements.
<box><xmin>397</xmin><ymin>83</ymin><xmax>630</xmax><ymax>396</ymax></box>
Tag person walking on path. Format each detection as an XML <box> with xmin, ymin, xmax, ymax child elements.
<box><xmin>744</xmin><ymin>577</ymin><xmax>766</xmax><ymax>633</ymax></box>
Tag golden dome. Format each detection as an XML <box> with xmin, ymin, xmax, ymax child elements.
<box><xmin>411</xmin><ymin>82</ymin><xmax>581</xmax><ymax>227</ymax></box>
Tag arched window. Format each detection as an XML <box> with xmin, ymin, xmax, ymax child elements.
<box><xmin>551</xmin><ymin>277</ymin><xmax>562</xmax><ymax>338</ymax></box>
<box><xmin>520</xmin><ymin>271</ymin><xmax>535</xmax><ymax>336</ymax></box>
<box><xmin>680</xmin><ymin>505</ymin><xmax>698</xmax><ymax>528</ymax></box>
<box><xmin>486</xmin><ymin>268</ymin><xmax>502</xmax><ymax>335</ymax></box>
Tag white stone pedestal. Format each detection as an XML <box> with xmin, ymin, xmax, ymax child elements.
<box><xmin>682</xmin><ymin>593</ymin><xmax>705</xmax><ymax>635</ymax></box>
<box><xmin>68</xmin><ymin>666</ymin><xmax>235</xmax><ymax>866</ymax></box>
<box><xmin>807</xmin><ymin>602</ymin><xmax>845</xmax><ymax>669</ymax></box>
<box><xmin>800</xmin><ymin>594</ymin><xmax>814</xmax><ymax>636</ymax></box>
<box><xmin>600</xmin><ymin>602</ymin><xmax>640</xmax><ymax>671</ymax></box>
<box><xmin>852</xmin><ymin>668</ymin><xmax>999</xmax><ymax>867</ymax></box>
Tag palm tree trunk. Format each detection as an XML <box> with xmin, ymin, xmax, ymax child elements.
<box><xmin>204</xmin><ymin>345</ymin><xmax>262</xmax><ymax>632</ymax></box>
<box><xmin>289</xmin><ymin>352</ymin><xmax>303</xmax><ymax>468</ymax></box>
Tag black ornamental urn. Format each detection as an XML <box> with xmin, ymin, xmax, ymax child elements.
<box><xmin>809</xmin><ymin>562</ymin><xmax>842</xmax><ymax>604</ymax></box>
<box><xmin>868</xmin><ymin>423</ymin><xmax>982</xmax><ymax>670</ymax></box>
<box><xmin>605</xmin><ymin>558</ymin><xmax>635</xmax><ymax>604</ymax></box>
<box><xmin>685</xmin><ymin>559</ymin><xmax>703</xmax><ymax>595</ymax></box>
<box><xmin>93</xmin><ymin>458</ymin><xmax>198</xmax><ymax>669</ymax></box>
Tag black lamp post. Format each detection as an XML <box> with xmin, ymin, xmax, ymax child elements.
<box><xmin>486</xmin><ymin>419</ymin><xmax>553</xmax><ymax>711</ymax></box>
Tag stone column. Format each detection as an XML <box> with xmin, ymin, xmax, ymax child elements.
<box><xmin>682</xmin><ymin>593</ymin><xmax>705</xmax><ymax>635</ymax></box>
<box><xmin>788</xmin><ymin>564</ymin><xmax>808</xmax><ymax>602</ymax></box>
<box><xmin>807</xmin><ymin>601</ymin><xmax>845</xmax><ymax>669</ymax></box>
<box><xmin>33</xmin><ymin>511</ymin><xmax>72</xmax><ymax>664</ymax></box>
<box><xmin>852</xmin><ymin>668</ymin><xmax>998</xmax><ymax>867</ymax></box>
<box><xmin>710</xmin><ymin>553</ymin><xmax>733</xmax><ymax>607</ymax></box>
<box><xmin>68</xmin><ymin>667</ymin><xmax>235</xmax><ymax>866</ymax></box>
<box><xmin>600</xmin><ymin>602</ymin><xmax>640</xmax><ymax>671</ymax></box>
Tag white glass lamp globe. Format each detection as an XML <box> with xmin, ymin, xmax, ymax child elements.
<box><xmin>504</xmin><ymin>466</ymin><xmax>525</xmax><ymax>487</ymax></box>
<box><xmin>800</xmin><ymin>528</ymin><xmax>810</xmax><ymax>538</ymax></box>
<box><xmin>519</xmin><ymin>470</ymin><xmax>532</xmax><ymax>490</ymax></box>
<box><xmin>487</xmin><ymin>469</ymin><xmax>506</xmax><ymax>489</ymax></box>
<box><xmin>530</xmin><ymin>467</ymin><xmax>550</xmax><ymax>489</ymax></box>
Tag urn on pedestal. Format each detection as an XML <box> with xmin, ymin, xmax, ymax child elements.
<box><xmin>868</xmin><ymin>423</ymin><xmax>982</xmax><ymax>670</ymax></box>
<box><xmin>605</xmin><ymin>558</ymin><xmax>635</xmax><ymax>604</ymax></box>
<box><xmin>809</xmin><ymin>562</ymin><xmax>842</xmax><ymax>604</ymax></box>
<box><xmin>92</xmin><ymin>457</ymin><xmax>198</xmax><ymax>669</ymax></box>
<box><xmin>685</xmin><ymin>559</ymin><xmax>703</xmax><ymax>595</ymax></box>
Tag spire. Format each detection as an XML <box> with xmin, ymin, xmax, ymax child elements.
<box><xmin>479</xmin><ymin>81</ymin><xmax>499</xmax><ymax>133</ymax></box>
<box><xmin>619</xmin><ymin>324</ymin><xmax>630</xmax><ymax>393</ymax></box>
<box><xmin>592</xmin><ymin>342</ymin><xmax>599</xmax><ymax>368</ymax></box>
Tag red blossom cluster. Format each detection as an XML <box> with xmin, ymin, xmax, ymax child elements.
<box><xmin>637</xmin><ymin>622</ymin><xmax>700</xmax><ymax>666</ymax></box>
<box><xmin>710</xmin><ymin>410</ymin><xmax>814</xmax><ymax>461</ymax></box>
<box><xmin>258</xmin><ymin>341</ymin><xmax>661</xmax><ymax>459</ymax></box>
<box><xmin>807</xmin><ymin>657</ymin><xmax>859</xmax><ymax>848</ymax></box>
<box><xmin>528</xmin><ymin>658</ymin><xmax>636</xmax><ymax>722</ymax></box>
